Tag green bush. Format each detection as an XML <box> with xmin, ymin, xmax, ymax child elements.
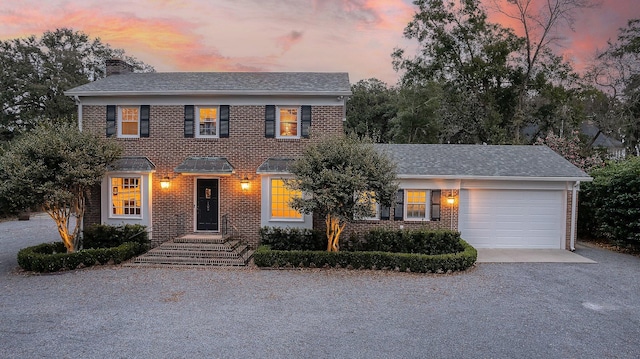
<box><xmin>259</xmin><ymin>226</ymin><xmax>326</xmax><ymax>251</ymax></box>
<box><xmin>254</xmin><ymin>239</ymin><xmax>477</xmax><ymax>273</ymax></box>
<box><xmin>578</xmin><ymin>157</ymin><xmax>640</xmax><ymax>247</ymax></box>
<box><xmin>17</xmin><ymin>241</ymin><xmax>147</xmax><ymax>273</ymax></box>
<box><xmin>83</xmin><ymin>224</ymin><xmax>149</xmax><ymax>249</ymax></box>
<box><xmin>342</xmin><ymin>228</ymin><xmax>463</xmax><ymax>254</ymax></box>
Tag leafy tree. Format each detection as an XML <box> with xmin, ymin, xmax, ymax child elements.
<box><xmin>286</xmin><ymin>136</ymin><xmax>398</xmax><ymax>252</ymax></box>
<box><xmin>0</xmin><ymin>123</ymin><xmax>122</xmax><ymax>252</ymax></box>
<box><xmin>345</xmin><ymin>78</ymin><xmax>398</xmax><ymax>143</ymax></box>
<box><xmin>392</xmin><ymin>0</ymin><xmax>524</xmax><ymax>144</ymax></box>
<box><xmin>390</xmin><ymin>83</ymin><xmax>443</xmax><ymax>143</ymax></box>
<box><xmin>535</xmin><ymin>130</ymin><xmax>604</xmax><ymax>171</ymax></box>
<box><xmin>0</xmin><ymin>28</ymin><xmax>153</xmax><ymax>141</ymax></box>
<box><xmin>578</xmin><ymin>156</ymin><xmax>640</xmax><ymax>246</ymax></box>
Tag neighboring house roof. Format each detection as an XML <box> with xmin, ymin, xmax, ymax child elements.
<box><xmin>174</xmin><ymin>157</ymin><xmax>235</xmax><ymax>175</ymax></box>
<box><xmin>257</xmin><ymin>158</ymin><xmax>295</xmax><ymax>174</ymax></box>
<box><xmin>108</xmin><ymin>156</ymin><xmax>156</xmax><ymax>172</ymax></box>
<box><xmin>580</xmin><ymin>121</ymin><xmax>624</xmax><ymax>149</ymax></box>
<box><xmin>375</xmin><ymin>144</ymin><xmax>591</xmax><ymax>181</ymax></box>
<box><xmin>65</xmin><ymin>72</ymin><xmax>351</xmax><ymax>97</ymax></box>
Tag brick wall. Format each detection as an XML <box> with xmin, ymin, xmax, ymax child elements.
<box><xmin>340</xmin><ymin>189</ymin><xmax>460</xmax><ymax>239</ymax></box>
<box><xmin>82</xmin><ymin>104</ymin><xmax>343</xmax><ymax>247</ymax></box>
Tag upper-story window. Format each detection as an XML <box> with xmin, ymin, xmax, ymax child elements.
<box><xmin>277</xmin><ymin>106</ymin><xmax>300</xmax><ymax>138</ymax></box>
<box><xmin>197</xmin><ymin>106</ymin><xmax>219</xmax><ymax>138</ymax></box>
<box><xmin>119</xmin><ymin>106</ymin><xmax>140</xmax><ymax>137</ymax></box>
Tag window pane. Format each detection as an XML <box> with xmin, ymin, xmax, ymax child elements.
<box><xmin>121</xmin><ymin>107</ymin><xmax>139</xmax><ymax>136</ymax></box>
<box><xmin>199</xmin><ymin>107</ymin><xmax>217</xmax><ymax>136</ymax></box>
<box><xmin>271</xmin><ymin>179</ymin><xmax>302</xmax><ymax>219</ymax></box>
<box><xmin>406</xmin><ymin>190</ymin><xmax>426</xmax><ymax>218</ymax></box>
<box><xmin>279</xmin><ymin>108</ymin><xmax>298</xmax><ymax>137</ymax></box>
<box><xmin>112</xmin><ymin>177</ymin><xmax>141</xmax><ymax>217</ymax></box>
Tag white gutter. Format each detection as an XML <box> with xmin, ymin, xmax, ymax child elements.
<box><xmin>396</xmin><ymin>174</ymin><xmax>593</xmax><ymax>182</ymax></box>
<box><xmin>570</xmin><ymin>181</ymin><xmax>580</xmax><ymax>251</ymax></box>
<box><xmin>73</xmin><ymin>96</ymin><xmax>82</xmax><ymax>131</ymax></box>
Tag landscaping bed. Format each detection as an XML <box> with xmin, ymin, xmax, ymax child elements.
<box><xmin>17</xmin><ymin>224</ymin><xmax>149</xmax><ymax>273</ymax></box>
<box><xmin>255</xmin><ymin>227</ymin><xmax>477</xmax><ymax>273</ymax></box>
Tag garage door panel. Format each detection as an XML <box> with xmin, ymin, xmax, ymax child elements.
<box><xmin>459</xmin><ymin>189</ymin><xmax>564</xmax><ymax>249</ymax></box>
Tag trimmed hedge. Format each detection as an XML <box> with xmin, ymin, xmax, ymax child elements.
<box><xmin>254</xmin><ymin>239</ymin><xmax>477</xmax><ymax>273</ymax></box>
<box><xmin>260</xmin><ymin>226</ymin><xmax>326</xmax><ymax>251</ymax></box>
<box><xmin>343</xmin><ymin>228</ymin><xmax>464</xmax><ymax>254</ymax></box>
<box><xmin>17</xmin><ymin>241</ymin><xmax>148</xmax><ymax>273</ymax></box>
<box><xmin>83</xmin><ymin>223</ymin><xmax>149</xmax><ymax>249</ymax></box>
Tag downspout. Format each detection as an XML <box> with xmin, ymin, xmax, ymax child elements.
<box><xmin>570</xmin><ymin>181</ymin><xmax>580</xmax><ymax>251</ymax></box>
<box><xmin>73</xmin><ymin>96</ymin><xmax>82</xmax><ymax>131</ymax></box>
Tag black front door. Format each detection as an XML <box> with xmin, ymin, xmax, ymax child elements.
<box><xmin>196</xmin><ymin>179</ymin><xmax>219</xmax><ymax>231</ymax></box>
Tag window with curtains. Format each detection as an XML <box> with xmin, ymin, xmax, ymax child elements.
<box><xmin>277</xmin><ymin>106</ymin><xmax>300</xmax><ymax>138</ymax></box>
<box><xmin>197</xmin><ymin>106</ymin><xmax>218</xmax><ymax>137</ymax></box>
<box><xmin>119</xmin><ymin>107</ymin><xmax>139</xmax><ymax>137</ymax></box>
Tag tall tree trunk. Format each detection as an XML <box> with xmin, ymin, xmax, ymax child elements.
<box><xmin>325</xmin><ymin>214</ymin><xmax>345</xmax><ymax>252</ymax></box>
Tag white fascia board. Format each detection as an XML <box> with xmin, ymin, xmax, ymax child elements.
<box><xmin>65</xmin><ymin>90</ymin><xmax>352</xmax><ymax>97</ymax></box>
<box><xmin>256</xmin><ymin>171</ymin><xmax>292</xmax><ymax>175</ymax></box>
<box><xmin>396</xmin><ymin>174</ymin><xmax>593</xmax><ymax>182</ymax></box>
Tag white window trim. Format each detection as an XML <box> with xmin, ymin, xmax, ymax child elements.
<box><xmin>117</xmin><ymin>106</ymin><xmax>140</xmax><ymax>138</ymax></box>
<box><xmin>275</xmin><ymin>106</ymin><xmax>301</xmax><ymax>139</ymax></box>
<box><xmin>195</xmin><ymin>105</ymin><xmax>220</xmax><ymax>138</ymax></box>
<box><xmin>404</xmin><ymin>189</ymin><xmax>431</xmax><ymax>221</ymax></box>
<box><xmin>269</xmin><ymin>177</ymin><xmax>304</xmax><ymax>222</ymax></box>
<box><xmin>108</xmin><ymin>175</ymin><xmax>143</xmax><ymax>219</ymax></box>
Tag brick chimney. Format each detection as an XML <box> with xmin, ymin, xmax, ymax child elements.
<box><xmin>105</xmin><ymin>59</ymin><xmax>133</xmax><ymax>76</ymax></box>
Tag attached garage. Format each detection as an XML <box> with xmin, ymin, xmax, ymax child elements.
<box><xmin>375</xmin><ymin>144</ymin><xmax>592</xmax><ymax>251</ymax></box>
<box><xmin>459</xmin><ymin>189</ymin><xmax>565</xmax><ymax>249</ymax></box>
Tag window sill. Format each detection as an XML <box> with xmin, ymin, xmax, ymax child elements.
<box><xmin>275</xmin><ymin>137</ymin><xmax>301</xmax><ymax>142</ymax></box>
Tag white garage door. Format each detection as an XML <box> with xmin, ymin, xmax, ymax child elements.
<box><xmin>458</xmin><ymin>189</ymin><xmax>564</xmax><ymax>248</ymax></box>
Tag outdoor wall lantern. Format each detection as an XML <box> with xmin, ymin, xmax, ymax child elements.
<box><xmin>240</xmin><ymin>177</ymin><xmax>250</xmax><ymax>191</ymax></box>
<box><xmin>160</xmin><ymin>176</ymin><xmax>171</xmax><ymax>189</ymax></box>
<box><xmin>446</xmin><ymin>196</ymin><xmax>455</xmax><ymax>205</ymax></box>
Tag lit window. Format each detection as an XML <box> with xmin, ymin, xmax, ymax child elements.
<box><xmin>197</xmin><ymin>106</ymin><xmax>218</xmax><ymax>137</ymax></box>
<box><xmin>111</xmin><ymin>177</ymin><xmax>141</xmax><ymax>217</ymax></box>
<box><xmin>119</xmin><ymin>107</ymin><xmax>139</xmax><ymax>137</ymax></box>
<box><xmin>406</xmin><ymin>190</ymin><xmax>428</xmax><ymax>220</ymax></box>
<box><xmin>356</xmin><ymin>191</ymin><xmax>379</xmax><ymax>220</ymax></box>
<box><xmin>270</xmin><ymin>179</ymin><xmax>302</xmax><ymax>219</ymax></box>
<box><xmin>277</xmin><ymin>107</ymin><xmax>300</xmax><ymax>138</ymax></box>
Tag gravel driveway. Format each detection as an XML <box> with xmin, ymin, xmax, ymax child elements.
<box><xmin>1</xmin><ymin>214</ymin><xmax>639</xmax><ymax>359</ymax></box>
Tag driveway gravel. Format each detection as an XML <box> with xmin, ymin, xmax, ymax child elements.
<box><xmin>1</xmin><ymin>214</ymin><xmax>639</xmax><ymax>358</ymax></box>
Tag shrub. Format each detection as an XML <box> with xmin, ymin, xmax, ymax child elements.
<box><xmin>253</xmin><ymin>239</ymin><xmax>477</xmax><ymax>273</ymax></box>
<box><xmin>342</xmin><ymin>228</ymin><xmax>463</xmax><ymax>254</ymax></box>
<box><xmin>259</xmin><ymin>226</ymin><xmax>326</xmax><ymax>251</ymax></box>
<box><xmin>17</xmin><ymin>241</ymin><xmax>147</xmax><ymax>273</ymax></box>
<box><xmin>83</xmin><ymin>224</ymin><xmax>149</xmax><ymax>249</ymax></box>
<box><xmin>578</xmin><ymin>157</ymin><xmax>640</xmax><ymax>247</ymax></box>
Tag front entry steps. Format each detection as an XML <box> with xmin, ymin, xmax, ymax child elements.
<box><xmin>129</xmin><ymin>234</ymin><xmax>254</xmax><ymax>267</ymax></box>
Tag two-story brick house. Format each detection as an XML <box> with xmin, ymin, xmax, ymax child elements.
<box><xmin>65</xmin><ymin>60</ymin><xmax>350</xmax><ymax>252</ymax></box>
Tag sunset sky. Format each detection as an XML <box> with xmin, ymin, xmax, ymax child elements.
<box><xmin>1</xmin><ymin>0</ymin><xmax>638</xmax><ymax>85</ymax></box>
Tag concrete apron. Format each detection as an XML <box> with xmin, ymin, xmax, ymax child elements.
<box><xmin>476</xmin><ymin>247</ymin><xmax>597</xmax><ymax>263</ymax></box>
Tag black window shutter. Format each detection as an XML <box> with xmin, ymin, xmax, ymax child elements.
<box><xmin>430</xmin><ymin>190</ymin><xmax>441</xmax><ymax>221</ymax></box>
<box><xmin>380</xmin><ymin>206</ymin><xmax>390</xmax><ymax>221</ymax></box>
<box><xmin>106</xmin><ymin>105</ymin><xmax>116</xmax><ymax>137</ymax></box>
<box><xmin>140</xmin><ymin>105</ymin><xmax>150</xmax><ymax>138</ymax></box>
<box><xmin>184</xmin><ymin>105</ymin><xmax>194</xmax><ymax>138</ymax></box>
<box><xmin>301</xmin><ymin>105</ymin><xmax>311</xmax><ymax>138</ymax></box>
<box><xmin>265</xmin><ymin>105</ymin><xmax>275</xmax><ymax>138</ymax></box>
<box><xmin>394</xmin><ymin>189</ymin><xmax>404</xmax><ymax>221</ymax></box>
<box><xmin>219</xmin><ymin>105</ymin><xmax>229</xmax><ymax>138</ymax></box>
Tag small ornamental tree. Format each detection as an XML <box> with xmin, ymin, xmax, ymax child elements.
<box><xmin>0</xmin><ymin>123</ymin><xmax>121</xmax><ymax>252</ymax></box>
<box><xmin>286</xmin><ymin>136</ymin><xmax>398</xmax><ymax>252</ymax></box>
<box><xmin>535</xmin><ymin>131</ymin><xmax>604</xmax><ymax>172</ymax></box>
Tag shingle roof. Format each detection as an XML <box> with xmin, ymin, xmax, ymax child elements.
<box><xmin>174</xmin><ymin>157</ymin><xmax>234</xmax><ymax>174</ymax></box>
<box><xmin>108</xmin><ymin>156</ymin><xmax>156</xmax><ymax>172</ymax></box>
<box><xmin>65</xmin><ymin>72</ymin><xmax>351</xmax><ymax>96</ymax></box>
<box><xmin>375</xmin><ymin>144</ymin><xmax>591</xmax><ymax>179</ymax></box>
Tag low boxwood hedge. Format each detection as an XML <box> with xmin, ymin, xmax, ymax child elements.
<box><xmin>253</xmin><ymin>239</ymin><xmax>477</xmax><ymax>273</ymax></box>
<box><xmin>17</xmin><ymin>241</ymin><xmax>148</xmax><ymax>273</ymax></box>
